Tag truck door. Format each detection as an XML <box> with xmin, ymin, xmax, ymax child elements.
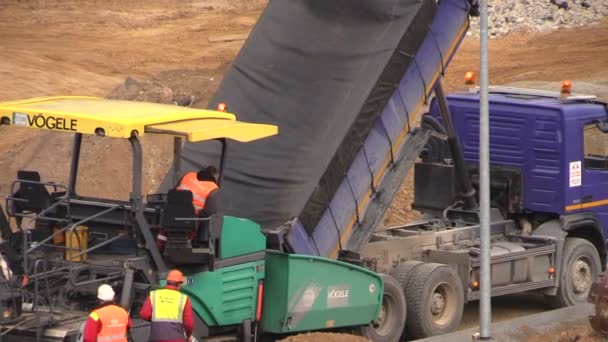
<box><xmin>581</xmin><ymin>122</ymin><xmax>608</xmax><ymax>230</ymax></box>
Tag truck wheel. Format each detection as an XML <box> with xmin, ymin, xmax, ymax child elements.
<box><xmin>359</xmin><ymin>274</ymin><xmax>406</xmax><ymax>342</ymax></box>
<box><xmin>404</xmin><ymin>263</ymin><xmax>464</xmax><ymax>339</ymax></box>
<box><xmin>547</xmin><ymin>237</ymin><xmax>600</xmax><ymax>308</ymax></box>
<box><xmin>391</xmin><ymin>261</ymin><xmax>424</xmax><ymax>287</ymax></box>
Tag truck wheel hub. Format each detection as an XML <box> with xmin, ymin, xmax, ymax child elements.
<box><xmin>573</xmin><ymin>259</ymin><xmax>592</xmax><ymax>294</ymax></box>
<box><xmin>374</xmin><ymin>295</ymin><xmax>394</xmax><ymax>335</ymax></box>
<box><xmin>377</xmin><ymin>304</ymin><xmax>387</xmax><ymax>324</ymax></box>
<box><xmin>431</xmin><ymin>293</ymin><xmax>445</xmax><ymax>315</ymax></box>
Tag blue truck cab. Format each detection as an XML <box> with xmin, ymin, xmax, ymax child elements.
<box><xmin>420</xmin><ymin>86</ymin><xmax>608</xmax><ymax>244</ymax></box>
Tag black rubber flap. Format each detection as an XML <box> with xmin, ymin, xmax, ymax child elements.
<box><xmin>164</xmin><ymin>0</ymin><xmax>437</xmax><ymax>231</ymax></box>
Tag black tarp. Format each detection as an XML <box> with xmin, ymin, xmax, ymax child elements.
<box><xmin>162</xmin><ymin>0</ymin><xmax>437</xmax><ymax>231</ymax></box>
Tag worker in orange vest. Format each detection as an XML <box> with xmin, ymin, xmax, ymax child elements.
<box><xmin>83</xmin><ymin>284</ymin><xmax>131</xmax><ymax>342</ymax></box>
<box><xmin>156</xmin><ymin>166</ymin><xmax>219</xmax><ymax>251</ymax></box>
<box><xmin>139</xmin><ymin>270</ymin><xmax>194</xmax><ymax>342</ymax></box>
<box><xmin>176</xmin><ymin>166</ymin><xmax>219</xmax><ymax>214</ymax></box>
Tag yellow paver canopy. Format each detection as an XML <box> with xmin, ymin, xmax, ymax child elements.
<box><xmin>0</xmin><ymin>96</ymin><xmax>278</xmax><ymax>142</ymax></box>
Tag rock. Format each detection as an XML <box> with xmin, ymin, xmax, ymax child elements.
<box><xmin>468</xmin><ymin>0</ymin><xmax>608</xmax><ymax>38</ymax></box>
<box><xmin>157</xmin><ymin>87</ymin><xmax>173</xmax><ymax>103</ymax></box>
<box><xmin>173</xmin><ymin>94</ymin><xmax>195</xmax><ymax>107</ymax></box>
<box><xmin>123</xmin><ymin>76</ymin><xmax>139</xmax><ymax>88</ymax></box>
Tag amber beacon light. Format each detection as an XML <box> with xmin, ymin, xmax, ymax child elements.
<box><xmin>465</xmin><ymin>71</ymin><xmax>476</xmax><ymax>85</ymax></box>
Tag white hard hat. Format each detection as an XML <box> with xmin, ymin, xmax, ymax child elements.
<box><xmin>97</xmin><ymin>284</ymin><xmax>115</xmax><ymax>301</ymax></box>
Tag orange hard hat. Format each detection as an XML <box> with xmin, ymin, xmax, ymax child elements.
<box><xmin>167</xmin><ymin>269</ymin><xmax>184</xmax><ymax>284</ymax></box>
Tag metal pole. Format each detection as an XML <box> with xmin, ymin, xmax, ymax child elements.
<box><xmin>119</xmin><ymin>268</ymin><xmax>135</xmax><ymax>309</ymax></box>
<box><xmin>67</xmin><ymin>133</ymin><xmax>82</xmax><ymax>197</ymax></box>
<box><xmin>129</xmin><ymin>134</ymin><xmax>168</xmax><ymax>276</ymax></box>
<box><xmin>173</xmin><ymin>137</ymin><xmax>182</xmax><ymax>185</ymax></box>
<box><xmin>479</xmin><ymin>0</ymin><xmax>492</xmax><ymax>339</ymax></box>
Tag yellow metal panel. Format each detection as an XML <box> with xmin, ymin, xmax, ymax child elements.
<box><xmin>0</xmin><ymin>96</ymin><xmax>236</xmax><ymax>138</ymax></box>
<box><xmin>145</xmin><ymin>119</ymin><xmax>278</xmax><ymax>142</ymax></box>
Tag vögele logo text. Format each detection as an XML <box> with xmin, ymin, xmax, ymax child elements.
<box><xmin>326</xmin><ymin>285</ymin><xmax>350</xmax><ymax>308</ymax></box>
<box><xmin>27</xmin><ymin>113</ymin><xmax>78</xmax><ymax>131</ymax></box>
<box><xmin>327</xmin><ymin>289</ymin><xmax>349</xmax><ymax>299</ymax></box>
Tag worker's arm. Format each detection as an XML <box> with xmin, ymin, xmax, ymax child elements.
<box><xmin>156</xmin><ymin>229</ymin><xmax>167</xmax><ymax>252</ymax></box>
<box><xmin>183</xmin><ymin>298</ymin><xmax>194</xmax><ymax>337</ymax></box>
<box><xmin>82</xmin><ymin>313</ymin><xmax>101</xmax><ymax>342</ymax></box>
<box><xmin>139</xmin><ymin>296</ymin><xmax>152</xmax><ymax>321</ymax></box>
<box><xmin>0</xmin><ymin>240</ymin><xmax>24</xmax><ymax>275</ymax></box>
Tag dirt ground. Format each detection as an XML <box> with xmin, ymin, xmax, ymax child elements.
<box><xmin>1</xmin><ymin>1</ymin><xmax>608</xmax><ymax>341</ymax></box>
<box><xmin>278</xmin><ymin>332</ymin><xmax>370</xmax><ymax>342</ymax></box>
<box><xmin>515</xmin><ymin>322</ymin><xmax>608</xmax><ymax>342</ymax></box>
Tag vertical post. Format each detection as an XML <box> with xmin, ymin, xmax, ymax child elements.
<box><xmin>173</xmin><ymin>137</ymin><xmax>182</xmax><ymax>185</ymax></box>
<box><xmin>219</xmin><ymin>138</ymin><xmax>227</xmax><ymax>186</ymax></box>
<box><xmin>119</xmin><ymin>268</ymin><xmax>135</xmax><ymax>309</ymax></box>
<box><xmin>68</xmin><ymin>133</ymin><xmax>83</xmax><ymax>197</ymax></box>
<box><xmin>129</xmin><ymin>134</ymin><xmax>167</xmax><ymax>277</ymax></box>
<box><xmin>479</xmin><ymin>0</ymin><xmax>492</xmax><ymax>339</ymax></box>
<box><xmin>130</xmin><ymin>134</ymin><xmax>143</xmax><ymax>198</ymax></box>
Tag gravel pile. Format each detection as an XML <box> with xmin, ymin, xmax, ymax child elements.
<box><xmin>468</xmin><ymin>0</ymin><xmax>608</xmax><ymax>37</ymax></box>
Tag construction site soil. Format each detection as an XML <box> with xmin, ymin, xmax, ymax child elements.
<box><xmin>1</xmin><ymin>1</ymin><xmax>607</xmax><ymax>341</ymax></box>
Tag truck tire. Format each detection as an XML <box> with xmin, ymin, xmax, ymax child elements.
<box><xmin>547</xmin><ymin>237</ymin><xmax>600</xmax><ymax>308</ymax></box>
<box><xmin>404</xmin><ymin>263</ymin><xmax>464</xmax><ymax>339</ymax></box>
<box><xmin>391</xmin><ymin>261</ymin><xmax>424</xmax><ymax>287</ymax></box>
<box><xmin>359</xmin><ymin>274</ymin><xmax>406</xmax><ymax>342</ymax></box>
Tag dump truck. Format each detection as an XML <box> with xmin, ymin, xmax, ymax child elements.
<box><xmin>360</xmin><ymin>82</ymin><xmax>608</xmax><ymax>338</ymax></box>
<box><xmin>0</xmin><ymin>97</ymin><xmax>403</xmax><ymax>341</ymax></box>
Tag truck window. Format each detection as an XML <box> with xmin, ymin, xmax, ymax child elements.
<box><xmin>584</xmin><ymin>123</ymin><xmax>608</xmax><ymax>170</ymax></box>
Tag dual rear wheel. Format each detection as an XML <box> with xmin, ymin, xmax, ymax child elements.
<box><xmin>361</xmin><ymin>262</ymin><xmax>465</xmax><ymax>341</ymax></box>
<box><xmin>394</xmin><ymin>262</ymin><xmax>464</xmax><ymax>340</ymax></box>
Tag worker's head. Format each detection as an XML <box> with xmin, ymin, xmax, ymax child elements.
<box><xmin>97</xmin><ymin>284</ymin><xmax>115</xmax><ymax>303</ymax></box>
<box><xmin>166</xmin><ymin>269</ymin><xmax>184</xmax><ymax>287</ymax></box>
<box><xmin>197</xmin><ymin>165</ymin><xmax>219</xmax><ymax>184</ymax></box>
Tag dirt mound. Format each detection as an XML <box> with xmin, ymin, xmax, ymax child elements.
<box><xmin>278</xmin><ymin>332</ymin><xmax>370</xmax><ymax>342</ymax></box>
<box><xmin>107</xmin><ymin>64</ymin><xmax>230</xmax><ymax>108</ymax></box>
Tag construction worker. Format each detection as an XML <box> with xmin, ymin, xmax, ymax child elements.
<box><xmin>156</xmin><ymin>166</ymin><xmax>219</xmax><ymax>251</ymax></box>
<box><xmin>0</xmin><ymin>238</ymin><xmax>28</xmax><ymax>288</ymax></box>
<box><xmin>83</xmin><ymin>284</ymin><xmax>132</xmax><ymax>342</ymax></box>
<box><xmin>139</xmin><ymin>269</ymin><xmax>194</xmax><ymax>342</ymax></box>
<box><xmin>176</xmin><ymin>166</ymin><xmax>219</xmax><ymax>214</ymax></box>
<box><xmin>0</xmin><ymin>205</ymin><xmax>28</xmax><ymax>288</ymax></box>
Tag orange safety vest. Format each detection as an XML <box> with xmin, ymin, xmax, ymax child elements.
<box><xmin>90</xmin><ymin>304</ymin><xmax>129</xmax><ymax>342</ymax></box>
<box><xmin>176</xmin><ymin>172</ymin><xmax>218</xmax><ymax>214</ymax></box>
